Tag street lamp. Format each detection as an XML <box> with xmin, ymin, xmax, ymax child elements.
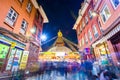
<box><xmin>41</xmin><ymin>34</ymin><xmax>47</xmax><ymax>41</ymax></box>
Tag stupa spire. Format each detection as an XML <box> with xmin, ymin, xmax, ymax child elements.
<box><xmin>58</xmin><ymin>30</ymin><xmax>63</xmax><ymax>37</ymax></box>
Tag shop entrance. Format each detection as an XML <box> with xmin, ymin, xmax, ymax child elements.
<box><xmin>111</xmin><ymin>32</ymin><xmax>120</xmax><ymax>62</ymax></box>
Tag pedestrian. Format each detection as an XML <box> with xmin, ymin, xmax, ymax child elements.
<box><xmin>100</xmin><ymin>70</ymin><xmax>107</xmax><ymax>80</ymax></box>
<box><xmin>99</xmin><ymin>69</ymin><xmax>118</xmax><ymax>80</ymax></box>
<box><xmin>84</xmin><ymin>60</ymin><xmax>93</xmax><ymax>80</ymax></box>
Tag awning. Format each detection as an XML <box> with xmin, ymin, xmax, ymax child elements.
<box><xmin>92</xmin><ymin>23</ymin><xmax>120</xmax><ymax>47</ymax></box>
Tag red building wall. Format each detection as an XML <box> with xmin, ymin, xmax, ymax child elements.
<box><xmin>98</xmin><ymin>0</ymin><xmax>120</xmax><ymax>31</ymax></box>
<box><xmin>0</xmin><ymin>0</ymin><xmax>36</xmax><ymax>36</ymax></box>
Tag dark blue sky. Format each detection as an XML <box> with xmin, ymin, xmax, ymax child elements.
<box><xmin>37</xmin><ymin>0</ymin><xmax>83</xmax><ymax>50</ymax></box>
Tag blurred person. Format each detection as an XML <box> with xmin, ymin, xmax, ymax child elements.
<box><xmin>100</xmin><ymin>69</ymin><xmax>118</xmax><ymax>80</ymax></box>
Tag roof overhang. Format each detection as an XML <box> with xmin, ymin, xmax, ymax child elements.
<box><xmin>31</xmin><ymin>0</ymin><xmax>49</xmax><ymax>23</ymax></box>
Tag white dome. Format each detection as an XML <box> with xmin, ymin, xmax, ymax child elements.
<box><xmin>48</xmin><ymin>46</ymin><xmax>72</xmax><ymax>53</ymax></box>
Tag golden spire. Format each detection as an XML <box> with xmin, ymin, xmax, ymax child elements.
<box><xmin>58</xmin><ymin>30</ymin><xmax>63</xmax><ymax>37</ymax></box>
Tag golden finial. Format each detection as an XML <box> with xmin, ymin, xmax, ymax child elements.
<box><xmin>58</xmin><ymin>30</ymin><xmax>62</xmax><ymax>37</ymax></box>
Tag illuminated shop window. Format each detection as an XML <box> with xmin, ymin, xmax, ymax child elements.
<box><xmin>100</xmin><ymin>5</ymin><xmax>111</xmax><ymax>23</ymax></box>
<box><xmin>5</xmin><ymin>8</ymin><xmax>18</xmax><ymax>26</ymax></box>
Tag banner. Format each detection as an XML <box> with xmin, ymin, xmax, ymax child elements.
<box><xmin>19</xmin><ymin>51</ymin><xmax>29</xmax><ymax>69</ymax></box>
<box><xmin>84</xmin><ymin>48</ymin><xmax>90</xmax><ymax>54</ymax></box>
<box><xmin>6</xmin><ymin>48</ymin><xmax>16</xmax><ymax>70</ymax></box>
<box><xmin>12</xmin><ymin>49</ymin><xmax>23</xmax><ymax>72</ymax></box>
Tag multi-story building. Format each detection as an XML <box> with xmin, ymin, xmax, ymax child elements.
<box><xmin>0</xmin><ymin>0</ymin><xmax>48</xmax><ymax>72</ymax></box>
<box><xmin>26</xmin><ymin>6</ymin><xmax>49</xmax><ymax>72</ymax></box>
<box><xmin>91</xmin><ymin>0</ymin><xmax>120</xmax><ymax>65</ymax></box>
<box><xmin>73</xmin><ymin>0</ymin><xmax>102</xmax><ymax>60</ymax></box>
<box><xmin>73</xmin><ymin>0</ymin><xmax>120</xmax><ymax>65</ymax></box>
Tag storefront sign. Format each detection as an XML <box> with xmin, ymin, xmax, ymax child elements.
<box><xmin>0</xmin><ymin>34</ymin><xmax>25</xmax><ymax>49</ymax></box>
<box><xmin>11</xmin><ymin>42</ymin><xmax>16</xmax><ymax>48</ymax></box>
<box><xmin>84</xmin><ymin>48</ymin><xmax>90</xmax><ymax>54</ymax></box>
<box><xmin>6</xmin><ymin>48</ymin><xmax>16</xmax><ymax>70</ymax></box>
<box><xmin>19</xmin><ymin>51</ymin><xmax>29</xmax><ymax>69</ymax></box>
<box><xmin>0</xmin><ymin>44</ymin><xmax>9</xmax><ymax>59</ymax></box>
<box><xmin>12</xmin><ymin>49</ymin><xmax>23</xmax><ymax>72</ymax></box>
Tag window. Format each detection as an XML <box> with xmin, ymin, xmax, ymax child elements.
<box><xmin>40</xmin><ymin>16</ymin><xmax>43</xmax><ymax>24</ymax></box>
<box><xmin>79</xmin><ymin>25</ymin><xmax>82</xmax><ymax>33</ymax></box>
<box><xmin>92</xmin><ymin>25</ymin><xmax>99</xmax><ymax>38</ymax></box>
<box><xmin>79</xmin><ymin>40</ymin><xmax>81</xmax><ymax>47</ymax></box>
<box><xmin>18</xmin><ymin>0</ymin><xmax>23</xmax><ymax>3</ymax></box>
<box><xmin>88</xmin><ymin>9</ymin><xmax>92</xmax><ymax>19</ymax></box>
<box><xmin>98</xmin><ymin>20</ymin><xmax>104</xmax><ymax>33</ymax></box>
<box><xmin>5</xmin><ymin>8</ymin><xmax>18</xmax><ymax>26</ymax></box>
<box><xmin>88</xmin><ymin>30</ymin><xmax>92</xmax><ymax>41</ymax></box>
<box><xmin>82</xmin><ymin>20</ymin><xmax>85</xmax><ymax>29</ymax></box>
<box><xmin>77</xmin><ymin>27</ymin><xmax>80</xmax><ymax>35</ymax></box>
<box><xmin>111</xmin><ymin>0</ymin><xmax>120</xmax><ymax>8</ymax></box>
<box><xmin>85</xmin><ymin>34</ymin><xmax>88</xmax><ymax>44</ymax></box>
<box><xmin>100</xmin><ymin>5</ymin><xmax>111</xmax><ymax>22</ymax></box>
<box><xmin>82</xmin><ymin>37</ymin><xmax>84</xmax><ymax>46</ymax></box>
<box><xmin>26</xmin><ymin>1</ymin><xmax>32</xmax><ymax>13</ymax></box>
<box><xmin>85</xmin><ymin>16</ymin><xmax>88</xmax><ymax>24</ymax></box>
<box><xmin>20</xmin><ymin>19</ymin><xmax>28</xmax><ymax>34</ymax></box>
<box><xmin>35</xmin><ymin>10</ymin><xmax>39</xmax><ymax>20</ymax></box>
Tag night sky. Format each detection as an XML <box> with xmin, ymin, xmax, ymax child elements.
<box><xmin>37</xmin><ymin>0</ymin><xmax>83</xmax><ymax>51</ymax></box>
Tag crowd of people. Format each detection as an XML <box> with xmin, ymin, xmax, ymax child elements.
<box><xmin>37</xmin><ymin>60</ymin><xmax>119</xmax><ymax>80</ymax></box>
<box><xmin>80</xmin><ymin>60</ymin><xmax>119</xmax><ymax>80</ymax></box>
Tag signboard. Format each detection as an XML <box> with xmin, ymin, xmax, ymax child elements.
<box><xmin>0</xmin><ymin>34</ymin><xmax>26</xmax><ymax>48</ymax></box>
<box><xmin>6</xmin><ymin>48</ymin><xmax>16</xmax><ymax>70</ymax></box>
<box><xmin>12</xmin><ymin>49</ymin><xmax>23</xmax><ymax>72</ymax></box>
<box><xmin>19</xmin><ymin>51</ymin><xmax>29</xmax><ymax>69</ymax></box>
<box><xmin>0</xmin><ymin>44</ymin><xmax>9</xmax><ymax>70</ymax></box>
<box><xmin>84</xmin><ymin>48</ymin><xmax>90</xmax><ymax>54</ymax></box>
<box><xmin>0</xmin><ymin>44</ymin><xmax>9</xmax><ymax>59</ymax></box>
<box><xmin>11</xmin><ymin>42</ymin><xmax>16</xmax><ymax>48</ymax></box>
<box><xmin>55</xmin><ymin>52</ymin><xmax>65</xmax><ymax>56</ymax></box>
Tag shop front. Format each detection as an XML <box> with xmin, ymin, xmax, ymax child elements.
<box><xmin>96</xmin><ymin>42</ymin><xmax>110</xmax><ymax>65</ymax></box>
<box><xmin>110</xmin><ymin>31</ymin><xmax>120</xmax><ymax>64</ymax></box>
<box><xmin>27</xmin><ymin>42</ymin><xmax>40</xmax><ymax>72</ymax></box>
<box><xmin>0</xmin><ymin>34</ymin><xmax>26</xmax><ymax>72</ymax></box>
<box><xmin>92</xmin><ymin>22</ymin><xmax>120</xmax><ymax>64</ymax></box>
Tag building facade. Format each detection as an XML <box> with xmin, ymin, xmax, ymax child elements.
<box><xmin>73</xmin><ymin>0</ymin><xmax>102</xmax><ymax>60</ymax></box>
<box><xmin>92</xmin><ymin>0</ymin><xmax>120</xmax><ymax>65</ymax></box>
<box><xmin>0</xmin><ymin>0</ymin><xmax>48</xmax><ymax>73</ymax></box>
<box><xmin>73</xmin><ymin>0</ymin><xmax>120</xmax><ymax>65</ymax></box>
